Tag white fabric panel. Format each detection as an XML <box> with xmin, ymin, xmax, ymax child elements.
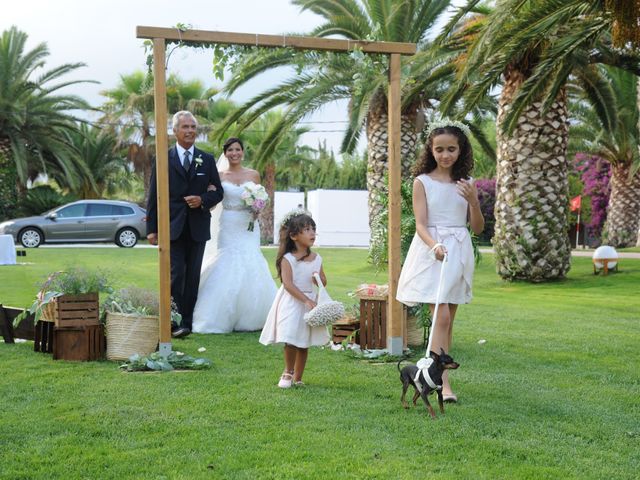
<box><xmin>306</xmin><ymin>190</ymin><xmax>369</xmax><ymax>247</ymax></box>
<box><xmin>273</xmin><ymin>191</ymin><xmax>305</xmax><ymax>244</ymax></box>
<box><xmin>0</xmin><ymin>235</ymin><xmax>16</xmax><ymax>265</ymax></box>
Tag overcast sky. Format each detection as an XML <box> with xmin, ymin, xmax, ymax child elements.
<box><xmin>3</xmin><ymin>0</ymin><xmax>353</xmax><ymax>153</ymax></box>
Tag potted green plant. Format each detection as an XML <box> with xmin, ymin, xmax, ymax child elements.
<box><xmin>17</xmin><ymin>268</ymin><xmax>111</xmax><ymax>328</ymax></box>
<box><xmin>15</xmin><ymin>268</ymin><xmax>111</xmax><ymax>355</ymax></box>
<box><xmin>102</xmin><ymin>287</ymin><xmax>181</xmax><ymax>361</ymax></box>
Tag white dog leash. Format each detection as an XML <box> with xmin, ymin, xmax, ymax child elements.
<box><xmin>425</xmin><ymin>243</ymin><xmax>448</xmax><ymax>356</ymax></box>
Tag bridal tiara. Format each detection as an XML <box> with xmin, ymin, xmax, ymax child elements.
<box><xmin>279</xmin><ymin>208</ymin><xmax>312</xmax><ymax>228</ymax></box>
<box><xmin>425</xmin><ymin>118</ymin><xmax>471</xmax><ymax>139</ymax></box>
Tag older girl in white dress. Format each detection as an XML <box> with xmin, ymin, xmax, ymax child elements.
<box><xmin>397</xmin><ymin>120</ymin><xmax>484</xmax><ymax>402</ymax></box>
<box><xmin>192</xmin><ymin>138</ymin><xmax>277</xmax><ymax>333</ymax></box>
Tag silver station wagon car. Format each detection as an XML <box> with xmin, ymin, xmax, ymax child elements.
<box><xmin>0</xmin><ymin>200</ymin><xmax>147</xmax><ymax>248</ymax></box>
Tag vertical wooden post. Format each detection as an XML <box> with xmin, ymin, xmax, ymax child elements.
<box><xmin>152</xmin><ymin>38</ymin><xmax>172</xmax><ymax>357</ymax></box>
<box><xmin>387</xmin><ymin>53</ymin><xmax>403</xmax><ymax>355</ymax></box>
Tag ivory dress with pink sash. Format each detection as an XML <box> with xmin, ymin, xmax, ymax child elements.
<box><xmin>396</xmin><ymin>174</ymin><xmax>475</xmax><ymax>306</ymax></box>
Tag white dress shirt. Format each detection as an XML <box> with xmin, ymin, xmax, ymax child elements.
<box><xmin>175</xmin><ymin>144</ymin><xmax>195</xmax><ymax>168</ymax></box>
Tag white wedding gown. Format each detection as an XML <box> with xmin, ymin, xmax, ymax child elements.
<box><xmin>192</xmin><ymin>181</ymin><xmax>277</xmax><ymax>333</ymax></box>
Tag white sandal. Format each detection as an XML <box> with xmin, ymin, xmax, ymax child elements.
<box><xmin>278</xmin><ymin>371</ymin><xmax>294</xmax><ymax>389</ymax></box>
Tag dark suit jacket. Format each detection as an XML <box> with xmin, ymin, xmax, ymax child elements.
<box><xmin>146</xmin><ymin>146</ymin><xmax>224</xmax><ymax>242</ymax></box>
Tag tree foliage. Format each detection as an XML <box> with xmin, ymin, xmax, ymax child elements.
<box><xmin>0</xmin><ymin>25</ymin><xmax>92</xmax><ymax>219</ymax></box>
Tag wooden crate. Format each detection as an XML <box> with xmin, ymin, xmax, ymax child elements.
<box><xmin>7</xmin><ymin>306</ymin><xmax>35</xmax><ymax>341</ymax></box>
<box><xmin>332</xmin><ymin>317</ymin><xmax>360</xmax><ymax>344</ymax></box>
<box><xmin>1</xmin><ymin>305</ymin><xmax>36</xmax><ymax>343</ymax></box>
<box><xmin>34</xmin><ymin>320</ymin><xmax>54</xmax><ymax>353</ymax></box>
<box><xmin>41</xmin><ymin>293</ymin><xmax>99</xmax><ymax>327</ymax></box>
<box><xmin>359</xmin><ymin>295</ymin><xmax>387</xmax><ymax>349</ymax></box>
<box><xmin>53</xmin><ymin>324</ymin><xmax>105</xmax><ymax>361</ymax></box>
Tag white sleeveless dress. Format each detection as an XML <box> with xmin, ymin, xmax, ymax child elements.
<box><xmin>259</xmin><ymin>252</ymin><xmax>330</xmax><ymax>348</ymax></box>
<box><xmin>396</xmin><ymin>174</ymin><xmax>475</xmax><ymax>306</ymax></box>
<box><xmin>192</xmin><ymin>181</ymin><xmax>277</xmax><ymax>333</ymax></box>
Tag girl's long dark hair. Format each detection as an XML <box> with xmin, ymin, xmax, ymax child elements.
<box><xmin>275</xmin><ymin>214</ymin><xmax>316</xmax><ymax>279</ymax></box>
<box><xmin>413</xmin><ymin>126</ymin><xmax>474</xmax><ymax>181</ymax></box>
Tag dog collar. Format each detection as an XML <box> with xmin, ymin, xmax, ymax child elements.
<box><xmin>413</xmin><ymin>357</ymin><xmax>441</xmax><ymax>393</ymax></box>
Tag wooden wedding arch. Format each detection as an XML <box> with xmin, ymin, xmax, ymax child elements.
<box><xmin>136</xmin><ymin>26</ymin><xmax>416</xmax><ymax>356</ymax></box>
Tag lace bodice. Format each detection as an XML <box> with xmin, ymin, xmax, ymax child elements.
<box><xmin>221</xmin><ymin>180</ymin><xmax>253</xmax><ymax>211</ymax></box>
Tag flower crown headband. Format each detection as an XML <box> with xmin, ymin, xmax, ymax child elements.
<box><xmin>425</xmin><ymin>119</ymin><xmax>471</xmax><ymax>140</ymax></box>
<box><xmin>279</xmin><ymin>208</ymin><xmax>312</xmax><ymax>229</ymax></box>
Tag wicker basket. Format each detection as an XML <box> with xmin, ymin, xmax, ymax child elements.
<box><xmin>406</xmin><ymin>313</ymin><xmax>425</xmax><ymax>347</ymax></box>
<box><xmin>105</xmin><ymin>312</ymin><xmax>159</xmax><ymax>361</ymax></box>
<box><xmin>41</xmin><ymin>301</ymin><xmax>56</xmax><ymax>322</ymax></box>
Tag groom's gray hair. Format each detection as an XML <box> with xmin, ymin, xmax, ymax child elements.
<box><xmin>172</xmin><ymin>110</ymin><xmax>198</xmax><ymax>131</ymax></box>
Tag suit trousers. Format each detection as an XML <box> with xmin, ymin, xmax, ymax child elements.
<box><xmin>170</xmin><ymin>227</ymin><xmax>206</xmax><ymax>330</ymax></box>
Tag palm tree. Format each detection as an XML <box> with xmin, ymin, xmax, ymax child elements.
<box><xmin>213</xmin><ymin>0</ymin><xmax>455</xmax><ymax>234</ymax></box>
<box><xmin>100</xmin><ymin>71</ymin><xmax>218</xmax><ymax>202</ymax></box>
<box><xmin>68</xmin><ymin>124</ymin><xmax>133</xmax><ymax>199</ymax></box>
<box><xmin>442</xmin><ymin>0</ymin><xmax>640</xmax><ymax>281</ymax></box>
<box><xmin>569</xmin><ymin>66</ymin><xmax>640</xmax><ymax>247</ymax></box>
<box><xmin>0</xmin><ymin>26</ymin><xmax>92</xmax><ymax>219</ymax></box>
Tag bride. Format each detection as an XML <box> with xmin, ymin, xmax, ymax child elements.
<box><xmin>192</xmin><ymin>137</ymin><xmax>277</xmax><ymax>333</ymax></box>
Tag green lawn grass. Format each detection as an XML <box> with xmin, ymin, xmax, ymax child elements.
<box><xmin>1</xmin><ymin>248</ymin><xmax>639</xmax><ymax>479</ymax></box>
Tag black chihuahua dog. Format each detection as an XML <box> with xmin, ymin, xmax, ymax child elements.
<box><xmin>397</xmin><ymin>348</ymin><xmax>460</xmax><ymax>418</ymax></box>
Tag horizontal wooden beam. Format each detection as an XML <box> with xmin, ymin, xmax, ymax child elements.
<box><xmin>136</xmin><ymin>26</ymin><xmax>416</xmax><ymax>55</ymax></box>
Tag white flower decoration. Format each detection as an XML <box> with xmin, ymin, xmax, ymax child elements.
<box><xmin>194</xmin><ymin>155</ymin><xmax>204</xmax><ymax>168</ymax></box>
<box><xmin>425</xmin><ymin>118</ymin><xmax>471</xmax><ymax>139</ymax></box>
<box><xmin>304</xmin><ymin>301</ymin><xmax>345</xmax><ymax>327</ymax></box>
<box><xmin>279</xmin><ymin>208</ymin><xmax>312</xmax><ymax>229</ymax></box>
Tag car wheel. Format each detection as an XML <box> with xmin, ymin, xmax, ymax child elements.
<box><xmin>116</xmin><ymin>228</ymin><xmax>138</xmax><ymax>247</ymax></box>
<box><xmin>20</xmin><ymin>227</ymin><xmax>43</xmax><ymax>248</ymax></box>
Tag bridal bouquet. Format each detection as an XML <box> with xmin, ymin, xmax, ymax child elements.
<box><xmin>241</xmin><ymin>183</ymin><xmax>269</xmax><ymax>231</ymax></box>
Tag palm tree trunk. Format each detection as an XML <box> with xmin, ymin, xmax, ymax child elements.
<box><xmin>366</xmin><ymin>110</ymin><xmax>418</xmax><ymax>231</ymax></box>
<box><xmin>367</xmin><ymin>95</ymin><xmax>418</xmax><ymax>251</ymax></box>
<box><xmin>261</xmin><ymin>161</ymin><xmax>276</xmax><ymax>244</ymax></box>
<box><xmin>603</xmin><ymin>162</ymin><xmax>640</xmax><ymax>247</ymax></box>
<box><xmin>637</xmin><ymin>83</ymin><xmax>640</xmax><ymax>247</ymax></box>
<box><xmin>493</xmin><ymin>69</ymin><xmax>571</xmax><ymax>281</ymax></box>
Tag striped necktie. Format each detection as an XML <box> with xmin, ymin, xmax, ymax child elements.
<box><xmin>182</xmin><ymin>150</ymin><xmax>191</xmax><ymax>170</ymax></box>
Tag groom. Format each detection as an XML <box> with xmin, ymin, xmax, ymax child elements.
<box><xmin>146</xmin><ymin>110</ymin><xmax>224</xmax><ymax>338</ymax></box>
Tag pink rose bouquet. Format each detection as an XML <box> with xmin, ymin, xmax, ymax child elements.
<box><xmin>241</xmin><ymin>182</ymin><xmax>269</xmax><ymax>231</ymax></box>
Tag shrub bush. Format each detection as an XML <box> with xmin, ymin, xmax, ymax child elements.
<box><xmin>19</xmin><ymin>185</ymin><xmax>76</xmax><ymax>216</ymax></box>
<box><xmin>475</xmin><ymin>178</ymin><xmax>496</xmax><ymax>245</ymax></box>
<box><xmin>574</xmin><ymin>154</ymin><xmax>611</xmax><ymax>246</ymax></box>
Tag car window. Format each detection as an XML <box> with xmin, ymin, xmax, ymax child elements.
<box><xmin>56</xmin><ymin>204</ymin><xmax>86</xmax><ymax>218</ymax></box>
<box><xmin>112</xmin><ymin>205</ymin><xmax>134</xmax><ymax>215</ymax></box>
<box><xmin>86</xmin><ymin>203</ymin><xmax>114</xmax><ymax>217</ymax></box>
